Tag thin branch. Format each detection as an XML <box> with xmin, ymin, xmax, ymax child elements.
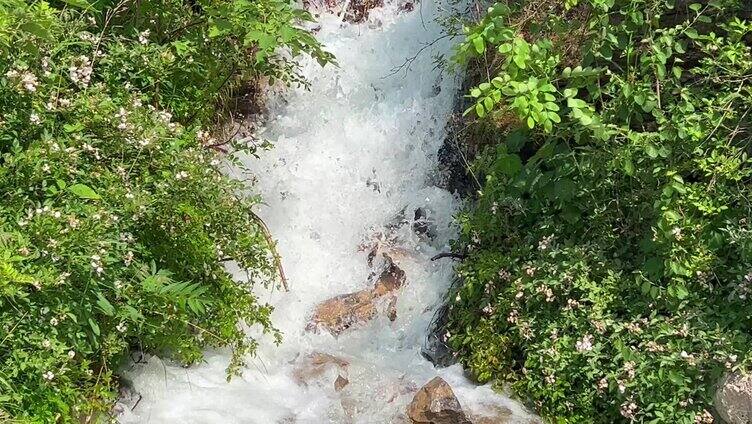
<box><xmin>431</xmin><ymin>252</ymin><xmax>466</xmax><ymax>261</ymax></box>
<box><xmin>249</xmin><ymin>210</ymin><xmax>289</xmax><ymax>291</ymax></box>
<box><xmin>382</xmin><ymin>34</ymin><xmax>451</xmax><ymax>79</ymax></box>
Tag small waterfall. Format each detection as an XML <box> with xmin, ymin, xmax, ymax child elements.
<box><xmin>119</xmin><ymin>1</ymin><xmax>536</xmax><ymax>422</ymax></box>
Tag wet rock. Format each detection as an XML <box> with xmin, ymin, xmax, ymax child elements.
<box><xmin>412</xmin><ymin>207</ymin><xmax>436</xmax><ymax>240</ymax></box>
<box><xmin>387</xmin><ymin>296</ymin><xmax>398</xmax><ymax>322</ymax></box>
<box><xmin>334</xmin><ymin>375</ymin><xmax>350</xmax><ymax>392</ymax></box>
<box><xmin>303</xmin><ymin>0</ymin><xmax>383</xmax><ymax>23</ymax></box>
<box><xmin>421</xmin><ymin>302</ymin><xmax>456</xmax><ymax>368</ymax></box>
<box><xmin>373</xmin><ymin>261</ymin><xmax>406</xmax><ymax>295</ymax></box>
<box><xmin>715</xmin><ymin>372</ymin><xmax>752</xmax><ymax>424</ymax></box>
<box><xmin>112</xmin><ymin>381</ymin><xmax>142</xmax><ymax>416</ymax></box>
<box><xmin>292</xmin><ymin>352</ymin><xmax>349</xmax><ymax>386</ymax></box>
<box><xmin>276</xmin><ymin>414</ymin><xmax>297</xmax><ymax>424</ymax></box>
<box><xmin>469</xmin><ymin>404</ymin><xmax>513</xmax><ymax>424</ymax></box>
<box><xmin>406</xmin><ymin>377</ymin><xmax>471</xmax><ymax>424</ymax></box>
<box><xmin>306</xmin><ymin>289</ymin><xmax>378</xmax><ymax>335</ymax></box>
<box><xmin>400</xmin><ymin>1</ymin><xmax>415</xmax><ymax>12</ymax></box>
<box><xmin>307</xmin><ymin>261</ymin><xmax>405</xmax><ymax>335</ymax></box>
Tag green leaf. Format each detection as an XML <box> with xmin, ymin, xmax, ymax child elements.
<box><xmin>645</xmin><ymin>144</ymin><xmax>659</xmax><ymax>158</ymax></box>
<box><xmin>685</xmin><ymin>28</ymin><xmax>699</xmax><ymax>39</ymax></box>
<box><xmin>475</xmin><ymin>103</ymin><xmax>486</xmax><ymax>118</ymax></box>
<box><xmin>623</xmin><ymin>158</ymin><xmax>635</xmax><ymax>176</ymax></box>
<box><xmin>69</xmin><ymin>184</ymin><xmax>101</xmax><ymax>200</ymax></box>
<box><xmin>59</xmin><ymin>0</ymin><xmax>93</xmax><ymax>8</ymax></box>
<box><xmin>20</xmin><ymin>22</ymin><xmax>50</xmax><ymax>39</ymax></box>
<box><xmin>473</xmin><ymin>37</ymin><xmax>485</xmax><ymax>54</ymax></box>
<box><xmin>497</xmin><ymin>154</ymin><xmax>522</xmax><ymax>176</ymax></box>
<box><xmin>88</xmin><ymin>318</ymin><xmax>100</xmax><ymax>336</ymax></box>
<box><xmin>96</xmin><ymin>293</ymin><xmax>115</xmax><ymax>316</ymax></box>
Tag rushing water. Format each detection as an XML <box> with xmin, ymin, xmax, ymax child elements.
<box><xmin>119</xmin><ymin>1</ymin><xmax>537</xmax><ymax>423</ymax></box>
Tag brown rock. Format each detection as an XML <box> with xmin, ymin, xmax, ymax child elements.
<box><xmin>306</xmin><ymin>289</ymin><xmax>378</xmax><ymax>335</ymax></box>
<box><xmin>387</xmin><ymin>296</ymin><xmax>398</xmax><ymax>322</ymax></box>
<box><xmin>307</xmin><ymin>261</ymin><xmax>405</xmax><ymax>336</ymax></box>
<box><xmin>715</xmin><ymin>372</ymin><xmax>752</xmax><ymax>424</ymax></box>
<box><xmin>373</xmin><ymin>261</ymin><xmax>406</xmax><ymax>295</ymax></box>
<box><xmin>334</xmin><ymin>375</ymin><xmax>350</xmax><ymax>392</ymax></box>
<box><xmin>292</xmin><ymin>352</ymin><xmax>349</xmax><ymax>386</ymax></box>
<box><xmin>406</xmin><ymin>377</ymin><xmax>471</xmax><ymax>424</ymax></box>
<box><xmin>469</xmin><ymin>404</ymin><xmax>513</xmax><ymax>424</ymax></box>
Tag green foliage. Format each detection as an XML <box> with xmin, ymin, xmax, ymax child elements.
<box><xmin>449</xmin><ymin>0</ymin><xmax>752</xmax><ymax>422</ymax></box>
<box><xmin>0</xmin><ymin>0</ymin><xmax>330</xmax><ymax>421</ymax></box>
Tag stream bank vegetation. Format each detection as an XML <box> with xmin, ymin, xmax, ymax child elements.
<box><xmin>0</xmin><ymin>0</ymin><xmax>332</xmax><ymax>421</ymax></box>
<box><xmin>447</xmin><ymin>0</ymin><xmax>751</xmax><ymax>422</ymax></box>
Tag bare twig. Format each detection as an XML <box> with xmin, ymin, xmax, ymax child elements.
<box><xmin>249</xmin><ymin>211</ymin><xmax>289</xmax><ymax>291</ymax></box>
<box><xmin>382</xmin><ymin>34</ymin><xmax>451</xmax><ymax>79</ymax></box>
<box><xmin>430</xmin><ymin>252</ymin><xmax>466</xmax><ymax>261</ymax></box>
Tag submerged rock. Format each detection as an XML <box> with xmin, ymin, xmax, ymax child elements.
<box><xmin>306</xmin><ymin>260</ymin><xmax>405</xmax><ymax>335</ymax></box>
<box><xmin>306</xmin><ymin>289</ymin><xmax>378</xmax><ymax>335</ymax></box>
<box><xmin>406</xmin><ymin>377</ymin><xmax>471</xmax><ymax>424</ymax></box>
<box><xmin>469</xmin><ymin>404</ymin><xmax>514</xmax><ymax>424</ymax></box>
<box><xmin>715</xmin><ymin>372</ymin><xmax>752</xmax><ymax>424</ymax></box>
<box><xmin>292</xmin><ymin>352</ymin><xmax>349</xmax><ymax>387</ymax></box>
<box><xmin>334</xmin><ymin>375</ymin><xmax>350</xmax><ymax>392</ymax></box>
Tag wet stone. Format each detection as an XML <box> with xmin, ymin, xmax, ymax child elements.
<box><xmin>307</xmin><ymin>261</ymin><xmax>405</xmax><ymax>336</ymax></box>
<box><xmin>406</xmin><ymin>377</ymin><xmax>471</xmax><ymax>424</ymax></box>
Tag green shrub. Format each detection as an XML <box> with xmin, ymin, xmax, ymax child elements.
<box><xmin>0</xmin><ymin>0</ymin><xmax>331</xmax><ymax>421</ymax></box>
<box><xmin>448</xmin><ymin>0</ymin><xmax>752</xmax><ymax>422</ymax></box>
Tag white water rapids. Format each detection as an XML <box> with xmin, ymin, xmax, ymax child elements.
<box><xmin>119</xmin><ymin>1</ymin><xmax>537</xmax><ymax>422</ymax></box>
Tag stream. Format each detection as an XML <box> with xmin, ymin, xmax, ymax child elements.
<box><xmin>119</xmin><ymin>1</ymin><xmax>536</xmax><ymax>422</ymax></box>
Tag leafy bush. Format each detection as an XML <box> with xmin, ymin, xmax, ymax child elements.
<box><xmin>0</xmin><ymin>0</ymin><xmax>331</xmax><ymax>421</ymax></box>
<box><xmin>448</xmin><ymin>0</ymin><xmax>752</xmax><ymax>422</ymax></box>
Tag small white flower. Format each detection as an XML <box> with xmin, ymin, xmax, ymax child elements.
<box><xmin>620</xmin><ymin>401</ymin><xmax>638</xmax><ymax>420</ymax></box>
<box><xmin>116</xmin><ymin>322</ymin><xmax>127</xmax><ymax>333</ymax></box>
<box><xmin>69</xmin><ymin>56</ymin><xmax>93</xmax><ymax>87</ymax></box>
<box><xmin>42</xmin><ymin>339</ymin><xmax>51</xmax><ymax>348</ymax></box>
<box><xmin>49</xmin><ymin>317</ymin><xmax>59</xmax><ymax>326</ymax></box>
<box><xmin>538</xmin><ymin>234</ymin><xmax>554</xmax><ymax>251</ymax></box>
<box><xmin>30</xmin><ymin>113</ymin><xmax>41</xmax><ymax>125</ymax></box>
<box><xmin>575</xmin><ymin>334</ymin><xmax>594</xmax><ymax>352</ymax></box>
<box><xmin>21</xmin><ymin>71</ymin><xmax>39</xmax><ymax>92</ymax></box>
<box><xmin>43</xmin><ymin>371</ymin><xmax>55</xmax><ymax>381</ymax></box>
<box><xmin>67</xmin><ymin>350</ymin><xmax>76</xmax><ymax>359</ymax></box>
<box><xmin>138</xmin><ymin>29</ymin><xmax>150</xmax><ymax>45</ymax></box>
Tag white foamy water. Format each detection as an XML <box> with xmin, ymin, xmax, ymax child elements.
<box><xmin>120</xmin><ymin>2</ymin><xmax>537</xmax><ymax>423</ymax></box>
